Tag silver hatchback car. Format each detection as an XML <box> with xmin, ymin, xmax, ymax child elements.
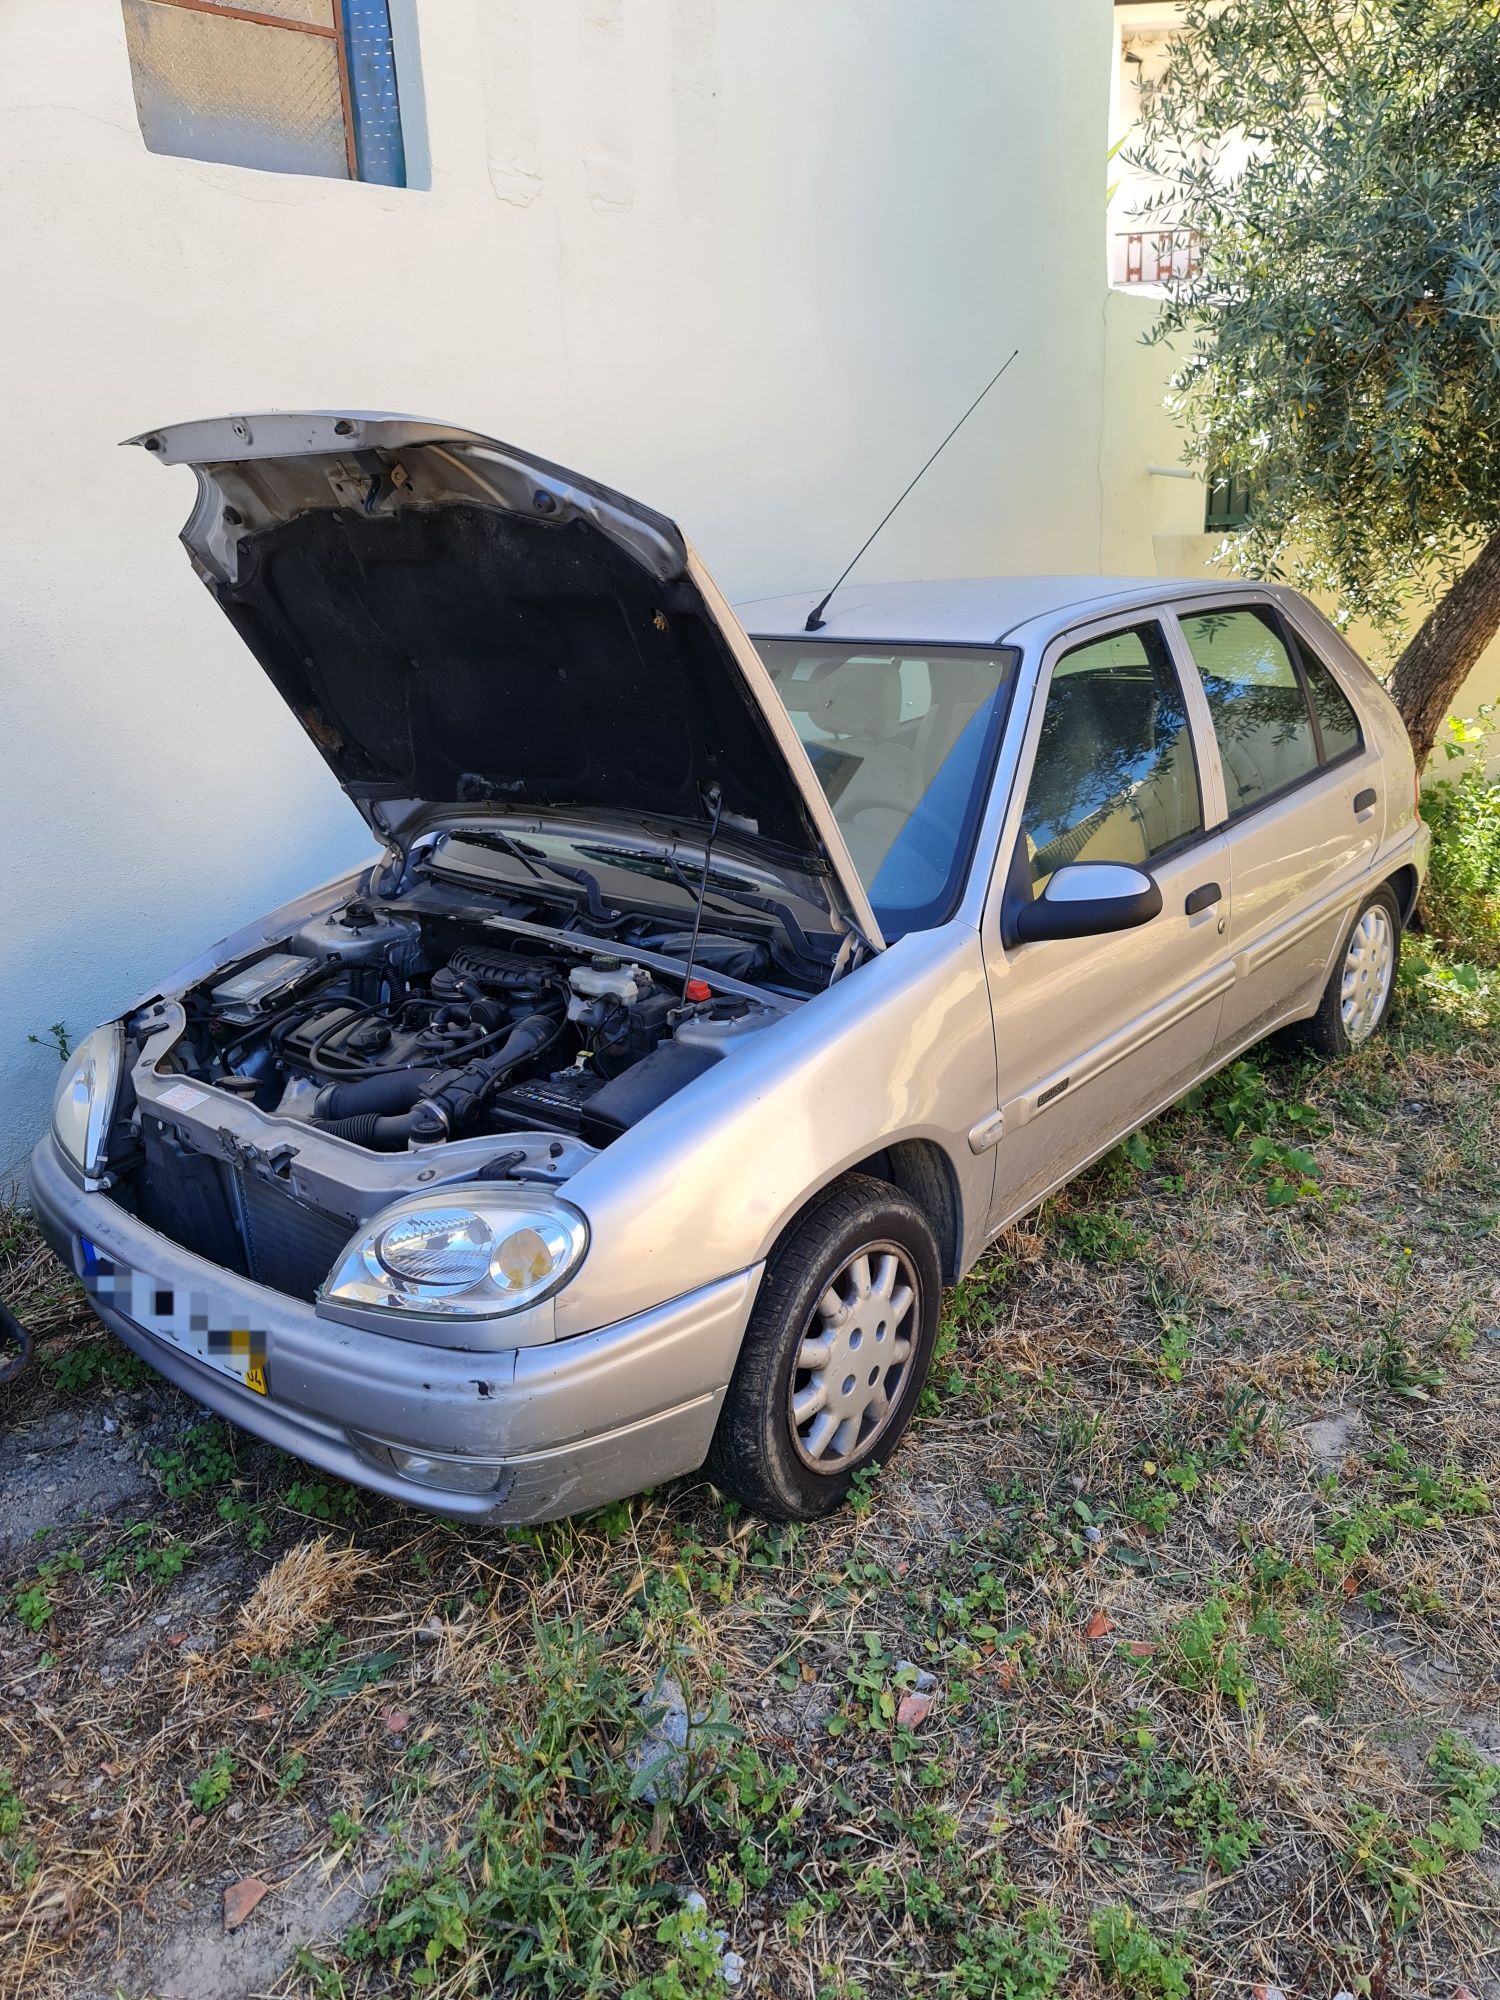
<box><xmin>30</xmin><ymin>414</ymin><xmax>1429</xmax><ymax>1524</ymax></box>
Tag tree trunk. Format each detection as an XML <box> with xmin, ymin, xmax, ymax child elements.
<box><xmin>1390</xmin><ymin>524</ymin><xmax>1500</xmax><ymax>768</ymax></box>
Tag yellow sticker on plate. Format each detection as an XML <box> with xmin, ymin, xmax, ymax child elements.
<box><xmin>245</xmin><ymin>1361</ymin><xmax>268</xmax><ymax>1396</ymax></box>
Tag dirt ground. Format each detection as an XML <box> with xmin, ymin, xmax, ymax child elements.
<box><xmin>1</xmin><ymin>940</ymin><xmax>1497</xmax><ymax>2000</ymax></box>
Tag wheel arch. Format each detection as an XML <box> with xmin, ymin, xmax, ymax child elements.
<box><xmin>833</xmin><ymin>1139</ymin><xmax>965</xmax><ymax>1284</ymax></box>
<box><xmin>1383</xmin><ymin>863</ymin><xmax>1420</xmax><ymax>928</ymax></box>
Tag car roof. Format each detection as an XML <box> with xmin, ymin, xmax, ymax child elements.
<box><xmin>735</xmin><ymin>575</ymin><xmax>1278</xmax><ymax>647</ymax></box>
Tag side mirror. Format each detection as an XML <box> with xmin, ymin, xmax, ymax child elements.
<box><xmin>1011</xmin><ymin>861</ymin><xmax>1163</xmax><ymax>944</ymax></box>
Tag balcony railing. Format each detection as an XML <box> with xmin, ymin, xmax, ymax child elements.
<box><xmin>1116</xmin><ymin>228</ymin><xmax>1202</xmax><ymax>286</ymax></box>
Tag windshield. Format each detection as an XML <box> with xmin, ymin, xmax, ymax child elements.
<box><xmin>756</xmin><ymin>639</ymin><xmax>1019</xmax><ymax>936</ymax></box>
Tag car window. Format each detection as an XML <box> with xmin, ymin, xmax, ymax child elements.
<box><xmin>1295</xmin><ymin>639</ymin><xmax>1363</xmax><ymax>761</ymax></box>
<box><xmin>897</xmin><ymin>658</ymin><xmax>931</xmax><ymax>723</ymax></box>
<box><xmin>757</xmin><ymin>641</ymin><xmax>1019</xmax><ymax>937</ymax></box>
<box><xmin>1021</xmin><ymin>623</ymin><xmax>1201</xmax><ymax>890</ymax></box>
<box><xmin>1178</xmin><ymin>607</ymin><xmax>1320</xmax><ymax>815</ymax></box>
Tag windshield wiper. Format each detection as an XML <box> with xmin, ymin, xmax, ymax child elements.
<box><xmin>459</xmin><ymin>827</ymin><xmax>548</xmax><ymax>880</ymax></box>
<box><xmin>584</xmin><ymin>843</ymin><xmax>833</xmax><ymax>964</ymax></box>
<box><xmin>427</xmin><ymin>830</ymin><xmax>614</xmax><ymax>920</ymax></box>
<box><xmin>581</xmin><ymin>842</ymin><xmax>759</xmax><ymax>906</ymax></box>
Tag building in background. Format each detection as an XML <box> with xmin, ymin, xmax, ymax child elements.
<box><xmin>1103</xmin><ymin>0</ymin><xmax>1500</xmax><ymax>738</ymax></box>
<box><xmin>1</xmin><ymin>0</ymin><xmax>1494</xmax><ymax>1178</ymax></box>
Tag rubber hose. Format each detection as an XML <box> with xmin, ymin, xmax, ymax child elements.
<box><xmin>314</xmin><ymin>1111</ymin><xmax>422</xmax><ymax>1149</ymax></box>
<box><xmin>317</xmin><ymin>1012</ymin><xmax>560</xmax><ymax>1150</ymax></box>
<box><xmin>0</xmin><ymin>1296</ymin><xmax>33</xmax><ymax>1388</ymax></box>
<box><xmin>316</xmin><ymin>1067</ymin><xmax>436</xmax><ymax>1121</ymax></box>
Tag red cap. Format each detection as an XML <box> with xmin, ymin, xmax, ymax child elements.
<box><xmin>684</xmin><ymin>978</ymin><xmax>712</xmax><ymax>1003</ymax></box>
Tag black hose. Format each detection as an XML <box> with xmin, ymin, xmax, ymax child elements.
<box><xmin>308</xmin><ymin>1013</ymin><xmax>527</xmax><ymax>1082</ymax></box>
<box><xmin>313</xmin><ymin>1011</ymin><xmax>562</xmax><ymax>1150</ymax></box>
<box><xmin>0</xmin><ymin>1296</ymin><xmax>32</xmax><ymax>1388</ymax></box>
<box><xmin>317</xmin><ymin>1067</ymin><xmax>436</xmax><ymax>1121</ymax></box>
<box><xmin>315</xmin><ymin>1111</ymin><xmax>421</xmax><ymax>1149</ymax></box>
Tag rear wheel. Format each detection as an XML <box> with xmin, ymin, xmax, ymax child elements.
<box><xmin>1287</xmin><ymin>883</ymin><xmax>1401</xmax><ymax>1058</ymax></box>
<box><xmin>705</xmin><ymin>1175</ymin><xmax>941</xmax><ymax>1520</ymax></box>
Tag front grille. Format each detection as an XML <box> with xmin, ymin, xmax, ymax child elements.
<box><xmin>234</xmin><ymin>1170</ymin><xmax>354</xmax><ymax>1301</ymax></box>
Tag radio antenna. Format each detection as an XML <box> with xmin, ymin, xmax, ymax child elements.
<box><xmin>804</xmin><ymin>347</ymin><xmax>1020</xmax><ymax>633</ymax></box>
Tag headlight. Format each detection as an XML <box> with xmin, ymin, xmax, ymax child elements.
<box><xmin>321</xmin><ymin>1189</ymin><xmax>589</xmax><ymax>1319</ymax></box>
<box><xmin>52</xmin><ymin>1023</ymin><xmax>125</xmax><ymax>1179</ymax></box>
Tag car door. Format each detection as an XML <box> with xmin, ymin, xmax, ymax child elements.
<box><xmin>981</xmin><ymin>613</ymin><xmax>1233</xmax><ymax>1230</ymax></box>
<box><xmin>1168</xmin><ymin>597</ymin><xmax>1383</xmax><ymax>1055</ymax></box>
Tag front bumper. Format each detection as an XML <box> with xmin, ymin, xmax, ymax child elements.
<box><xmin>29</xmin><ymin>1135</ymin><xmax>758</xmax><ymax>1523</ymax></box>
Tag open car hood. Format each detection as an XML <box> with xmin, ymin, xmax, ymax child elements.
<box><xmin>129</xmin><ymin>411</ymin><xmax>883</xmax><ymax>949</ymax></box>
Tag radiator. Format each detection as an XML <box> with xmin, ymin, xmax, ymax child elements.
<box><xmin>234</xmin><ymin>1169</ymin><xmax>355</xmax><ymax>1301</ymax></box>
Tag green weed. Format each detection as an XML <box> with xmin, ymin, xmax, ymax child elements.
<box><xmin>45</xmin><ymin>1337</ymin><xmax>147</xmax><ymax>1396</ymax></box>
<box><xmin>188</xmin><ymin>1751</ymin><xmax>235</xmax><ymax>1814</ymax></box>
<box><xmin>335</xmin><ymin>1620</ymin><xmax>736</xmax><ymax>1995</ymax></box>
<box><xmin>1058</xmin><ymin>1206</ymin><xmax>1146</xmax><ymax>1265</ymax></box>
<box><xmin>1420</xmin><ymin>707</ymin><xmax>1500</xmax><ymax>964</ymax></box>
<box><xmin>1161</xmin><ymin>1595</ymin><xmax>1255</xmax><ymax>1708</ymax></box>
<box><xmin>940</xmin><ymin>1899</ymin><xmax>1068</xmax><ymax>1997</ymax></box>
<box><xmin>1316</xmin><ymin>1445</ymin><xmax>1490</xmax><ymax>1580</ymax></box>
<box><xmin>1345</xmin><ymin>1731</ymin><xmax>1498</xmax><ymax>1929</ymax></box>
<box><xmin>1089</xmin><ymin>1905</ymin><xmax>1191</xmax><ymax>2000</ymax></box>
<box><xmin>152</xmin><ymin>1421</ymin><xmax>238</xmax><ymax>1501</ymax></box>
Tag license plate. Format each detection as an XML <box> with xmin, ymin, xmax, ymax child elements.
<box><xmin>79</xmin><ymin>1237</ymin><xmax>268</xmax><ymax>1394</ymax></box>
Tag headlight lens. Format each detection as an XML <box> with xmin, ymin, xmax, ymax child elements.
<box><xmin>321</xmin><ymin>1189</ymin><xmax>589</xmax><ymax>1319</ymax></box>
<box><xmin>51</xmin><ymin>1023</ymin><xmax>125</xmax><ymax>1178</ymax></box>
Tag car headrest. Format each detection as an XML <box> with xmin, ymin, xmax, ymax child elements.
<box><xmin>806</xmin><ymin>657</ymin><xmax>903</xmax><ymax>739</ymax></box>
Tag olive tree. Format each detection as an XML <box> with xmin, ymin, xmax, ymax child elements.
<box><xmin>1132</xmin><ymin>0</ymin><xmax>1500</xmax><ymax>764</ymax></box>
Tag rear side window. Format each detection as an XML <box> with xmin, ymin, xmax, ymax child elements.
<box><xmin>1178</xmin><ymin>608</ymin><xmax>1319</xmax><ymax>816</ymax></box>
<box><xmin>1296</xmin><ymin>643</ymin><xmax>1363</xmax><ymax>761</ymax></box>
<box><xmin>1021</xmin><ymin>623</ymin><xmax>1201</xmax><ymax>889</ymax></box>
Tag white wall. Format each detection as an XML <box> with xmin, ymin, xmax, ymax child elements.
<box><xmin>0</xmin><ymin>0</ymin><xmax>1117</xmax><ymax>1178</ymax></box>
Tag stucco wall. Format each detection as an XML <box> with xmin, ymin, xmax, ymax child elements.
<box><xmin>0</xmin><ymin>0</ymin><xmax>1117</xmax><ymax>1179</ymax></box>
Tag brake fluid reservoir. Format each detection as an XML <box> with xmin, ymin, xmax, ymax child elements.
<box><xmin>568</xmin><ymin>959</ymin><xmax>651</xmax><ymax>1005</ymax></box>
<box><xmin>567</xmin><ymin>957</ymin><xmax>652</xmax><ymax>1030</ymax></box>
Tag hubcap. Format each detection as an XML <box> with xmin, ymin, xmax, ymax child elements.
<box><xmin>788</xmin><ymin>1244</ymin><xmax>920</xmax><ymax>1471</ymax></box>
<box><xmin>1340</xmin><ymin>904</ymin><xmax>1394</xmax><ymax>1043</ymax></box>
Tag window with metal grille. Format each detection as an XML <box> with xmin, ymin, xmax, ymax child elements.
<box><xmin>120</xmin><ymin>0</ymin><xmax>407</xmax><ymax>187</ymax></box>
<box><xmin>1204</xmin><ymin>469</ymin><xmax>1252</xmax><ymax>533</ymax></box>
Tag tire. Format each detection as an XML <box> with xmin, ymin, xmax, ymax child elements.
<box><xmin>704</xmin><ymin>1174</ymin><xmax>942</xmax><ymax>1521</ymax></box>
<box><xmin>1285</xmin><ymin>883</ymin><xmax>1402</xmax><ymax>1058</ymax></box>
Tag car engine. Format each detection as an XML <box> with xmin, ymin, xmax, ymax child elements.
<box><xmin>167</xmin><ymin>899</ymin><xmax>778</xmax><ymax>1154</ymax></box>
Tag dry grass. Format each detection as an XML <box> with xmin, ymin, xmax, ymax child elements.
<box><xmin>231</xmin><ymin>1537</ymin><xmax>378</xmax><ymax>1662</ymax></box>
<box><xmin>0</xmin><ymin>942</ymin><xmax>1496</xmax><ymax>2000</ymax></box>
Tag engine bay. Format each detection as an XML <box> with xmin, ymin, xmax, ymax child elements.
<box><xmin>164</xmin><ymin>897</ymin><xmax>784</xmax><ymax>1156</ymax></box>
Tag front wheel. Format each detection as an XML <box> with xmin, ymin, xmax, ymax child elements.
<box><xmin>1287</xmin><ymin>883</ymin><xmax>1402</xmax><ymax>1058</ymax></box>
<box><xmin>704</xmin><ymin>1175</ymin><xmax>942</xmax><ymax>1521</ymax></box>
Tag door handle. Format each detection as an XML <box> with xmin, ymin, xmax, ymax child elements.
<box><xmin>1184</xmin><ymin>881</ymin><xmax>1222</xmax><ymax>916</ymax></box>
<box><xmin>1354</xmin><ymin>786</ymin><xmax>1378</xmax><ymax>816</ymax></box>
